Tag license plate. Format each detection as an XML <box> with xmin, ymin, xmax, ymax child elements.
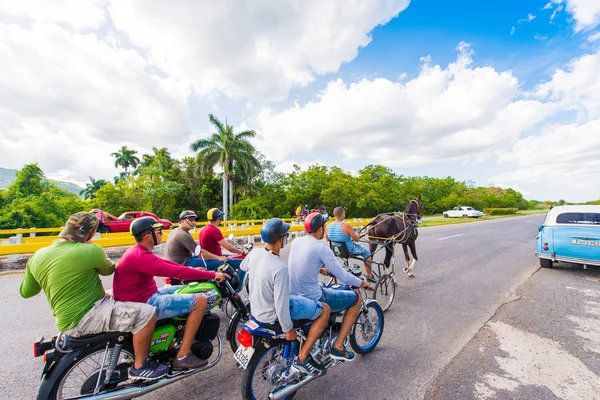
<box><xmin>572</xmin><ymin>239</ymin><xmax>600</xmax><ymax>246</ymax></box>
<box><xmin>234</xmin><ymin>345</ymin><xmax>255</xmax><ymax>369</ymax></box>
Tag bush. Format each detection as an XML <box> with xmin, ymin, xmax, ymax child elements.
<box><xmin>483</xmin><ymin>208</ymin><xmax>518</xmax><ymax>215</ymax></box>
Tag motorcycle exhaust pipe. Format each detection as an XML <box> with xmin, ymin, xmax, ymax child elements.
<box><xmin>77</xmin><ymin>337</ymin><xmax>222</xmax><ymax>400</ymax></box>
<box><xmin>269</xmin><ymin>374</ymin><xmax>319</xmax><ymax>400</ymax></box>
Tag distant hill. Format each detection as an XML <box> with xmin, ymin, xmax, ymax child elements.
<box><xmin>0</xmin><ymin>167</ymin><xmax>83</xmax><ymax>196</ymax></box>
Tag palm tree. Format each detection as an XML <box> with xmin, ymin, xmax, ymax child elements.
<box><xmin>190</xmin><ymin>114</ymin><xmax>259</xmax><ymax>220</ymax></box>
<box><xmin>136</xmin><ymin>147</ymin><xmax>175</xmax><ymax>179</ymax></box>
<box><xmin>80</xmin><ymin>176</ymin><xmax>108</xmax><ymax>199</ymax></box>
<box><xmin>111</xmin><ymin>146</ymin><xmax>140</xmax><ymax>176</ymax></box>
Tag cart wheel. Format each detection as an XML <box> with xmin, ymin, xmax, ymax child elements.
<box><xmin>373</xmin><ymin>274</ymin><xmax>395</xmax><ymax>312</ymax></box>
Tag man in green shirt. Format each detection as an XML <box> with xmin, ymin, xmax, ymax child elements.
<box><xmin>20</xmin><ymin>212</ymin><xmax>167</xmax><ymax>381</ymax></box>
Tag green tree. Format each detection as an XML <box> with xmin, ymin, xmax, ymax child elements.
<box><xmin>111</xmin><ymin>146</ymin><xmax>140</xmax><ymax>177</ymax></box>
<box><xmin>190</xmin><ymin>114</ymin><xmax>259</xmax><ymax>220</ymax></box>
<box><xmin>80</xmin><ymin>176</ymin><xmax>108</xmax><ymax>200</ymax></box>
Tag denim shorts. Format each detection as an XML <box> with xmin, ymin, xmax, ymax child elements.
<box><xmin>351</xmin><ymin>244</ymin><xmax>371</xmax><ymax>259</ymax></box>
<box><xmin>289</xmin><ymin>295</ymin><xmax>323</xmax><ymax>321</ymax></box>
<box><xmin>147</xmin><ymin>285</ymin><xmax>206</xmax><ymax>320</ymax></box>
<box><xmin>319</xmin><ymin>287</ymin><xmax>358</xmax><ymax>313</ymax></box>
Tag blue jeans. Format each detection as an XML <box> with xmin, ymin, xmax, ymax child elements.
<box><xmin>203</xmin><ymin>257</ymin><xmax>246</xmax><ymax>292</ymax></box>
<box><xmin>289</xmin><ymin>295</ymin><xmax>323</xmax><ymax>320</ymax></box>
<box><xmin>350</xmin><ymin>243</ymin><xmax>371</xmax><ymax>259</ymax></box>
<box><xmin>147</xmin><ymin>285</ymin><xmax>212</xmax><ymax>320</ymax></box>
<box><xmin>185</xmin><ymin>255</ymin><xmax>208</xmax><ymax>268</ymax></box>
<box><xmin>319</xmin><ymin>287</ymin><xmax>358</xmax><ymax>313</ymax></box>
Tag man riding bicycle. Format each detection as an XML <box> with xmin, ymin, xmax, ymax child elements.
<box><xmin>240</xmin><ymin>218</ymin><xmax>331</xmax><ymax>376</ymax></box>
<box><xmin>113</xmin><ymin>217</ymin><xmax>228</xmax><ymax>370</ymax></box>
<box><xmin>288</xmin><ymin>212</ymin><xmax>369</xmax><ymax>361</ymax></box>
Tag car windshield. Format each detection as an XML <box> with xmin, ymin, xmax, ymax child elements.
<box><xmin>556</xmin><ymin>213</ymin><xmax>600</xmax><ymax>225</ymax></box>
<box><xmin>465</xmin><ymin>207</ymin><xmax>473</xmax><ymax>210</ymax></box>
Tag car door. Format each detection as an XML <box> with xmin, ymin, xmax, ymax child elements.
<box><xmin>552</xmin><ymin>212</ymin><xmax>600</xmax><ymax>262</ymax></box>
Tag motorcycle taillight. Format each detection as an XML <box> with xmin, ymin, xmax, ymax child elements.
<box><xmin>238</xmin><ymin>329</ymin><xmax>253</xmax><ymax>348</ymax></box>
<box><xmin>163</xmin><ymin>277</ymin><xmax>171</xmax><ymax>285</ymax></box>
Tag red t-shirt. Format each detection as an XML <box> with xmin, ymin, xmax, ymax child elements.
<box><xmin>199</xmin><ymin>224</ymin><xmax>224</xmax><ymax>257</ymax></box>
<box><xmin>113</xmin><ymin>244</ymin><xmax>216</xmax><ymax>303</ymax></box>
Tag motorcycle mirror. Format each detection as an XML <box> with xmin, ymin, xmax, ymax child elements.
<box><xmin>194</xmin><ymin>245</ymin><xmax>201</xmax><ymax>256</ymax></box>
<box><xmin>228</xmin><ymin>233</ymin><xmax>235</xmax><ymax>241</ymax></box>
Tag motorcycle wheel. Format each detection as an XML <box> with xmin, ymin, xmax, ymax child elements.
<box><xmin>241</xmin><ymin>340</ymin><xmax>297</xmax><ymax>400</ymax></box>
<box><xmin>47</xmin><ymin>344</ymin><xmax>134</xmax><ymax>400</ymax></box>
<box><xmin>349</xmin><ymin>301</ymin><xmax>384</xmax><ymax>354</ymax></box>
<box><xmin>228</xmin><ymin>310</ymin><xmax>250</xmax><ymax>353</ymax></box>
<box><xmin>372</xmin><ymin>274</ymin><xmax>395</xmax><ymax>312</ymax></box>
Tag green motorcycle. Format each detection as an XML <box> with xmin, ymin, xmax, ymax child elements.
<box><xmin>32</xmin><ymin>265</ymin><xmax>249</xmax><ymax>400</ymax></box>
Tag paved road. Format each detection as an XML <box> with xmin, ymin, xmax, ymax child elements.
<box><xmin>0</xmin><ymin>215</ymin><xmax>545</xmax><ymax>399</ymax></box>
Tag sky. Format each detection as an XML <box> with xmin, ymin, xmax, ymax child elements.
<box><xmin>0</xmin><ymin>0</ymin><xmax>599</xmax><ymax>202</ymax></box>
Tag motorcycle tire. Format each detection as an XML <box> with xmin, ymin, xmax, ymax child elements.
<box><xmin>227</xmin><ymin>309</ymin><xmax>250</xmax><ymax>353</ymax></box>
<box><xmin>349</xmin><ymin>301</ymin><xmax>384</xmax><ymax>354</ymax></box>
<box><xmin>241</xmin><ymin>339</ymin><xmax>297</xmax><ymax>400</ymax></box>
<box><xmin>41</xmin><ymin>343</ymin><xmax>135</xmax><ymax>400</ymax></box>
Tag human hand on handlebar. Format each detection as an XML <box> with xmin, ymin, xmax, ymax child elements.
<box><xmin>220</xmin><ymin>256</ymin><xmax>228</xmax><ymax>263</ymax></box>
<box><xmin>214</xmin><ymin>272</ymin><xmax>230</xmax><ymax>283</ymax></box>
<box><xmin>285</xmin><ymin>329</ymin><xmax>297</xmax><ymax>341</ymax></box>
<box><xmin>319</xmin><ymin>267</ymin><xmax>329</xmax><ymax>276</ymax></box>
<box><xmin>360</xmin><ymin>280</ymin><xmax>370</xmax><ymax>288</ymax></box>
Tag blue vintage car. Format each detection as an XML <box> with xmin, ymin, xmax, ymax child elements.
<box><xmin>536</xmin><ymin>205</ymin><xmax>600</xmax><ymax>268</ymax></box>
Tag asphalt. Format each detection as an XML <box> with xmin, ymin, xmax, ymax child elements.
<box><xmin>2</xmin><ymin>214</ymin><xmax>596</xmax><ymax>399</ymax></box>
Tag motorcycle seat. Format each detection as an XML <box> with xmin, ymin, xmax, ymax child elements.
<box><xmin>61</xmin><ymin>331</ymin><xmax>127</xmax><ymax>350</ymax></box>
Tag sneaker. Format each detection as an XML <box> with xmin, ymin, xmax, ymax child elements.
<box><xmin>363</xmin><ymin>274</ymin><xmax>377</xmax><ymax>284</ymax></box>
<box><xmin>292</xmin><ymin>355</ymin><xmax>327</xmax><ymax>377</ymax></box>
<box><xmin>129</xmin><ymin>357</ymin><xmax>169</xmax><ymax>381</ymax></box>
<box><xmin>330</xmin><ymin>347</ymin><xmax>355</xmax><ymax>362</ymax></box>
<box><xmin>172</xmin><ymin>352</ymin><xmax>209</xmax><ymax>370</ymax></box>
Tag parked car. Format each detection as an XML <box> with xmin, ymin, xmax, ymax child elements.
<box><xmin>90</xmin><ymin>209</ymin><xmax>173</xmax><ymax>233</ymax></box>
<box><xmin>443</xmin><ymin>206</ymin><xmax>484</xmax><ymax>218</ymax></box>
<box><xmin>536</xmin><ymin>205</ymin><xmax>600</xmax><ymax>268</ymax></box>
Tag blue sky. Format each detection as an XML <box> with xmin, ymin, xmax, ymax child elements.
<box><xmin>1</xmin><ymin>0</ymin><xmax>599</xmax><ymax>202</ymax></box>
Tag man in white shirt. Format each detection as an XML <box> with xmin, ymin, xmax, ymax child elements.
<box><xmin>241</xmin><ymin>218</ymin><xmax>330</xmax><ymax>376</ymax></box>
<box><xmin>288</xmin><ymin>212</ymin><xmax>369</xmax><ymax>362</ymax></box>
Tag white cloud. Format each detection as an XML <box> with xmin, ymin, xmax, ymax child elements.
<box><xmin>518</xmin><ymin>13</ymin><xmax>537</xmax><ymax>24</ymax></box>
<box><xmin>0</xmin><ymin>11</ymin><xmax>191</xmax><ymax>183</ymax></box>
<box><xmin>547</xmin><ymin>0</ymin><xmax>600</xmax><ymax>31</ymax></box>
<box><xmin>534</xmin><ymin>33</ymin><xmax>549</xmax><ymax>40</ymax></box>
<box><xmin>255</xmin><ymin>43</ymin><xmax>552</xmax><ymax>168</ymax></box>
<box><xmin>108</xmin><ymin>0</ymin><xmax>410</xmax><ymax>101</ymax></box>
<box><xmin>510</xmin><ymin>26</ymin><xmax>516</xmax><ymax>35</ymax></box>
<box><xmin>588</xmin><ymin>32</ymin><xmax>600</xmax><ymax>41</ymax></box>
<box><xmin>535</xmin><ymin>49</ymin><xmax>600</xmax><ymax>118</ymax></box>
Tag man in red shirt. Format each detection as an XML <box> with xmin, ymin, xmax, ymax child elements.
<box><xmin>199</xmin><ymin>208</ymin><xmax>247</xmax><ymax>284</ymax></box>
<box><xmin>113</xmin><ymin>217</ymin><xmax>228</xmax><ymax>370</ymax></box>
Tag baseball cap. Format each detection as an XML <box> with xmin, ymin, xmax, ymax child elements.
<box><xmin>58</xmin><ymin>212</ymin><xmax>99</xmax><ymax>243</ymax></box>
<box><xmin>207</xmin><ymin>208</ymin><xmax>225</xmax><ymax>221</ymax></box>
<box><xmin>179</xmin><ymin>210</ymin><xmax>199</xmax><ymax>221</ymax></box>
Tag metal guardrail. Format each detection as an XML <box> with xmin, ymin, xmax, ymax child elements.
<box><xmin>0</xmin><ymin>219</ymin><xmax>367</xmax><ymax>256</ymax></box>
<box><xmin>0</xmin><ymin>218</ymin><xmax>297</xmax><ymax>236</ymax></box>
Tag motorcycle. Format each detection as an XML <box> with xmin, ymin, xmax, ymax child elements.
<box><xmin>235</xmin><ymin>283</ymin><xmax>385</xmax><ymax>400</ymax></box>
<box><xmin>32</xmin><ymin>265</ymin><xmax>246</xmax><ymax>400</ymax></box>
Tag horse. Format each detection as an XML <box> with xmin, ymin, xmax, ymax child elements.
<box><xmin>365</xmin><ymin>196</ymin><xmax>422</xmax><ymax>278</ymax></box>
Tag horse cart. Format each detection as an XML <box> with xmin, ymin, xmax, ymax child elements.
<box><xmin>321</xmin><ymin>197</ymin><xmax>422</xmax><ymax>312</ymax></box>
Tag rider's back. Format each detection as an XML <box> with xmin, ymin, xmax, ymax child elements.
<box><xmin>326</xmin><ymin>222</ymin><xmax>355</xmax><ymax>252</ymax></box>
<box><xmin>242</xmin><ymin>248</ymin><xmax>293</xmax><ymax>331</ymax></box>
<box><xmin>20</xmin><ymin>242</ymin><xmax>113</xmax><ymax>331</ymax></box>
<box><xmin>288</xmin><ymin>236</ymin><xmax>332</xmax><ymax>301</ymax></box>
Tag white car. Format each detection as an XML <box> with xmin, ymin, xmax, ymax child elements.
<box><xmin>443</xmin><ymin>206</ymin><xmax>484</xmax><ymax>218</ymax></box>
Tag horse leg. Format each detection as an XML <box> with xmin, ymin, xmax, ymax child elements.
<box><xmin>383</xmin><ymin>243</ymin><xmax>393</xmax><ymax>270</ymax></box>
<box><xmin>402</xmin><ymin>243</ymin><xmax>411</xmax><ymax>275</ymax></box>
<box><xmin>407</xmin><ymin>238</ymin><xmax>418</xmax><ymax>277</ymax></box>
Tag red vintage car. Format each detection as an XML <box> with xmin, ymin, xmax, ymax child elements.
<box><xmin>90</xmin><ymin>209</ymin><xmax>173</xmax><ymax>233</ymax></box>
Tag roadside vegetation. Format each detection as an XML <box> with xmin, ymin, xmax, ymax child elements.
<box><xmin>0</xmin><ymin>116</ymin><xmax>566</xmax><ymax>230</ymax></box>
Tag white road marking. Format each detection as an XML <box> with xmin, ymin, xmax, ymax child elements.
<box><xmin>525</xmin><ymin>220</ymin><xmax>532</xmax><ymax>222</ymax></box>
<box><xmin>476</xmin><ymin>321</ymin><xmax>600</xmax><ymax>399</ymax></box>
<box><xmin>438</xmin><ymin>234</ymin><xmax>464</xmax><ymax>240</ymax></box>
<box><xmin>567</xmin><ymin>315</ymin><xmax>600</xmax><ymax>354</ymax></box>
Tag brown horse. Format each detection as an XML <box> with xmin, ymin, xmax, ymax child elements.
<box><xmin>365</xmin><ymin>196</ymin><xmax>422</xmax><ymax>277</ymax></box>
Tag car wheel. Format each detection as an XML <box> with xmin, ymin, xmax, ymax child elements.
<box><xmin>443</xmin><ymin>214</ymin><xmax>448</xmax><ymax>218</ymax></box>
<box><xmin>462</xmin><ymin>214</ymin><xmax>468</xmax><ymax>218</ymax></box>
<box><xmin>99</xmin><ymin>226</ymin><xmax>110</xmax><ymax>234</ymax></box>
<box><xmin>539</xmin><ymin>258</ymin><xmax>553</xmax><ymax>268</ymax></box>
